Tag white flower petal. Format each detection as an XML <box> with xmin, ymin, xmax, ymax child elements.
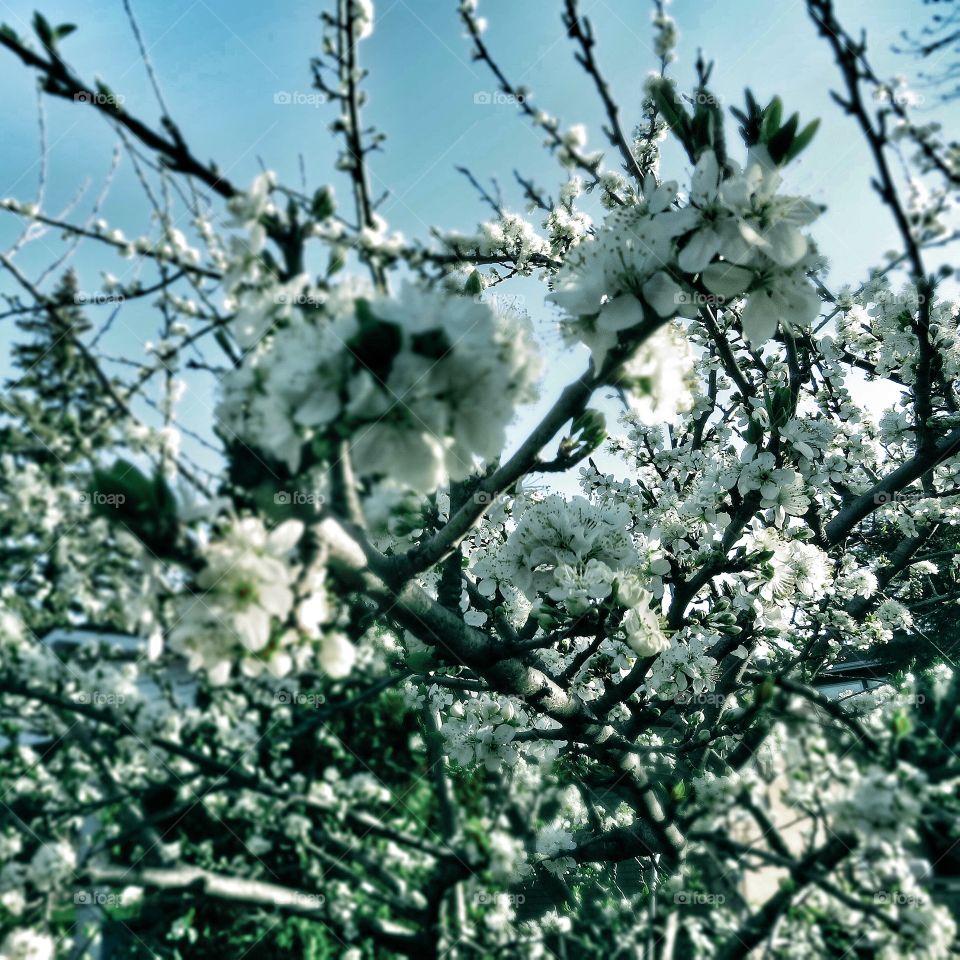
<box><xmin>267</xmin><ymin>519</ymin><xmax>304</xmax><ymax>555</ymax></box>
<box><xmin>597</xmin><ymin>294</ymin><xmax>644</xmax><ymax>332</ymax></box>
<box><xmin>701</xmin><ymin>262</ymin><xmax>753</xmax><ymax>299</ymax></box>
<box><xmin>761</xmin><ymin>221</ymin><xmax>808</xmax><ymax>267</ymax></box>
<box><xmin>677</xmin><ymin>228</ymin><xmax>722</xmax><ymax>273</ymax></box>
<box><xmin>690</xmin><ymin>150</ymin><xmax>720</xmax><ymax>203</ymax></box>
<box><xmin>642</xmin><ymin>271</ymin><xmax>682</xmax><ymax>318</ymax></box>
<box><xmin>320</xmin><ymin>632</ymin><xmax>356</xmax><ymax>679</ymax></box>
<box><xmin>740</xmin><ymin>291</ymin><xmax>779</xmax><ymax>345</ymax></box>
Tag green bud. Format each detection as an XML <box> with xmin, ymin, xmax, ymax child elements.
<box><xmin>463</xmin><ymin>270</ymin><xmax>484</xmax><ymax>297</ymax></box>
<box><xmin>311</xmin><ymin>186</ymin><xmax>335</xmax><ymax>221</ymax></box>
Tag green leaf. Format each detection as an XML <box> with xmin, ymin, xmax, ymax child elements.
<box><xmin>758</xmin><ymin>676</ymin><xmax>776</xmax><ymax>704</ymax></box>
<box><xmin>463</xmin><ymin>270</ymin><xmax>484</xmax><ymax>297</ymax></box>
<box><xmin>572</xmin><ymin>408</ymin><xmax>606</xmax><ymax>440</ymax></box>
<box><xmin>767</xmin><ymin>112</ymin><xmax>799</xmax><ymax>164</ymax></box>
<box><xmin>561</xmin><ymin>408</ymin><xmax>606</xmax><ymax>460</ymax></box>
<box><xmin>892</xmin><ymin>710</ymin><xmax>911</xmax><ymax>738</ymax></box>
<box><xmin>760</xmin><ymin>96</ymin><xmax>783</xmax><ymax>141</ymax></box>
<box><xmin>744</xmin><ymin>418</ymin><xmax>764</xmax><ymax>446</ymax></box>
<box><xmin>767</xmin><ymin>384</ymin><xmax>794</xmax><ymax>429</ymax></box>
<box><xmin>733</xmin><ymin>89</ymin><xmax>766</xmax><ymax>147</ymax></box>
<box><xmin>650</xmin><ymin>83</ymin><xmax>691</xmax><ymax>146</ymax></box>
<box><xmin>32</xmin><ymin>11</ymin><xmax>53</xmax><ymax>47</ymax></box>
<box><xmin>784</xmin><ymin>118</ymin><xmax>820</xmax><ymax>163</ymax></box>
<box><xmin>326</xmin><ymin>247</ymin><xmax>346</xmax><ymax>276</ymax></box>
<box><xmin>310</xmin><ymin>185</ymin><xmax>335</xmax><ymax>221</ymax></box>
<box><xmin>406</xmin><ymin>651</ymin><xmax>435</xmax><ymax>672</ymax></box>
<box><xmin>310</xmin><ymin>434</ymin><xmax>333</xmax><ymax>461</ymax></box>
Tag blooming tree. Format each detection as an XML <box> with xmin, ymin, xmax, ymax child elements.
<box><xmin>0</xmin><ymin>0</ymin><xmax>958</xmax><ymax>957</ymax></box>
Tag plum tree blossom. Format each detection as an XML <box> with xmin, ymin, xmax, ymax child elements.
<box><xmin>217</xmin><ymin>278</ymin><xmax>540</xmax><ymax>489</ymax></box>
<box><xmin>168</xmin><ymin>516</ymin><xmax>309</xmax><ymax>684</ymax></box>
<box><xmin>0</xmin><ymin>0</ymin><xmax>958</xmax><ymax>957</ymax></box>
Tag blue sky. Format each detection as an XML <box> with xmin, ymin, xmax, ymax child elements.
<box><xmin>0</xmin><ymin>0</ymin><xmax>952</xmax><ymax>480</ymax></box>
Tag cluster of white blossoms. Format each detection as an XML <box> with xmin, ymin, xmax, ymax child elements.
<box><xmin>471</xmin><ymin>494</ymin><xmax>674</xmax><ymax>662</ymax></box>
<box><xmin>0</xmin><ymin>836</ymin><xmax>78</xmax><ymax>922</ymax></box>
<box><xmin>832</xmin><ymin>763</ymin><xmax>926</xmax><ymax>844</ymax></box>
<box><xmin>441</xmin><ymin>211</ymin><xmax>554</xmax><ymax>273</ymax></box>
<box><xmin>548</xmin><ymin>148</ymin><xmax>822</xmax><ymax>374</ymax></box>
<box><xmin>616</xmin><ymin>574</ymin><xmax>672</xmax><ymax>657</ymax></box>
<box><xmin>617</xmin><ymin>321</ymin><xmax>696</xmax><ymax>423</ymax></box>
<box><xmin>763</xmin><ymin>706</ymin><xmax>959</xmax><ymax>960</ymax></box>
<box><xmin>218</xmin><ymin>281</ymin><xmax>540</xmax><ymax>492</ymax></box>
<box><xmin>873</xmin><ymin>598</ymin><xmax>915</xmax><ymax>637</ymax></box>
<box><xmin>216</xmin><ymin>281</ymin><xmax>366</xmax><ymax>471</ymax></box>
<box><xmin>25</xmin><ymin>842</ymin><xmax>76</xmax><ymax>893</ymax></box>
<box><xmin>838</xmin><ymin>278</ymin><xmax>960</xmax><ymax>385</ymax></box>
<box><xmin>437</xmin><ymin>693</ymin><xmax>519</xmax><ymax>771</ymax></box>
<box><xmin>169</xmin><ymin>517</ymin><xmax>354</xmax><ymax>684</ymax></box>
<box><xmin>534</xmin><ymin>825</ymin><xmax>577</xmax><ymax>864</ymax></box>
<box><xmin>413</xmin><ymin>681</ymin><xmax>568</xmax><ymax>772</ymax></box>
<box><xmin>745</xmin><ymin>528</ymin><xmax>832</xmax><ymax>604</ymax></box>
<box><xmin>644</xmin><ymin>629</ymin><xmax>719</xmax><ymax>700</ymax></box>
<box><xmin>473</xmin><ymin>495</ymin><xmax>638</xmax><ymax>603</ymax></box>
<box><xmin>0</xmin><ymin>928</ymin><xmax>55</xmax><ymax>960</ymax></box>
<box><xmin>678</xmin><ymin>149</ymin><xmax>822</xmax><ymax>342</ymax></box>
<box><xmin>738</xmin><ymin>451</ymin><xmax>811</xmax><ymax>526</ymax></box>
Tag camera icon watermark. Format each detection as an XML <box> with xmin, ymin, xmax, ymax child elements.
<box><xmin>472</xmin><ymin>490</ymin><xmax>510</xmax><ymax>508</ymax></box>
<box><xmin>674</xmin><ymin>691</ymin><xmax>724</xmax><ymax>707</ymax></box>
<box><xmin>275</xmin><ymin>690</ymin><xmax>327</xmax><ymax>707</ymax></box>
<box><xmin>293</xmin><ymin>892</ymin><xmax>325</xmax><ymax>908</ymax></box>
<box><xmin>75</xmin><ymin>891</ymin><xmax>128</xmax><ymax>906</ymax></box>
<box><xmin>273</xmin><ymin>91</ymin><xmax>326</xmax><ymax>107</ymax></box>
<box><xmin>475</xmin><ymin>890</ymin><xmax>526</xmax><ymax>905</ymax></box>
<box><xmin>674</xmin><ymin>891</ymin><xmax>725</xmax><ymax>905</ymax></box>
<box><xmin>78</xmin><ymin>492</ymin><xmax>126</xmax><ymax>507</ymax></box>
<box><xmin>73</xmin><ymin>690</ymin><xmax>126</xmax><ymax>707</ymax></box>
<box><xmin>473</xmin><ymin>90</ymin><xmax>525</xmax><ymax>106</ymax></box>
<box><xmin>675</xmin><ymin>290</ymin><xmax>727</xmax><ymax>308</ymax></box>
<box><xmin>274</xmin><ymin>291</ymin><xmax>323</xmax><ymax>307</ymax></box>
<box><xmin>74</xmin><ymin>91</ymin><xmax>125</xmax><ymax>107</ymax></box>
<box><xmin>873</xmin><ymin>89</ymin><xmax>924</xmax><ymax>108</ymax></box>
<box><xmin>73</xmin><ymin>292</ymin><xmax>126</xmax><ymax>305</ymax></box>
<box><xmin>874</xmin><ymin>891</ymin><xmax>925</xmax><ymax>906</ymax></box>
<box><xmin>274</xmin><ymin>490</ymin><xmax>325</xmax><ymax>507</ymax></box>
